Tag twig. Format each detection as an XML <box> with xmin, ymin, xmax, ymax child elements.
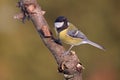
<box><xmin>14</xmin><ymin>0</ymin><xmax>84</xmax><ymax>80</ymax></box>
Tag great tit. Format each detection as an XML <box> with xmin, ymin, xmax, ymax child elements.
<box><xmin>54</xmin><ymin>16</ymin><xmax>104</xmax><ymax>54</ymax></box>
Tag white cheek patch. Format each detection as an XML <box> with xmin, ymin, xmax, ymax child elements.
<box><xmin>67</xmin><ymin>22</ymin><xmax>70</xmax><ymax>26</ymax></box>
<box><xmin>54</xmin><ymin>22</ymin><xmax>64</xmax><ymax>28</ymax></box>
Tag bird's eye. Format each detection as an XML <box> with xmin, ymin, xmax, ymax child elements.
<box><xmin>54</xmin><ymin>22</ymin><xmax>64</xmax><ymax>28</ymax></box>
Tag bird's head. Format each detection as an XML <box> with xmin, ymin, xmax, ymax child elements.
<box><xmin>54</xmin><ymin>16</ymin><xmax>69</xmax><ymax>33</ymax></box>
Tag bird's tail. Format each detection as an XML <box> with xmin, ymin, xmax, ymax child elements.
<box><xmin>86</xmin><ymin>40</ymin><xmax>105</xmax><ymax>51</ymax></box>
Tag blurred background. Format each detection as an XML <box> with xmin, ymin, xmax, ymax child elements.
<box><xmin>0</xmin><ymin>0</ymin><xmax>120</xmax><ymax>80</ymax></box>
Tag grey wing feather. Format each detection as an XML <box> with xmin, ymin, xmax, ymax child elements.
<box><xmin>67</xmin><ymin>29</ymin><xmax>87</xmax><ymax>40</ymax></box>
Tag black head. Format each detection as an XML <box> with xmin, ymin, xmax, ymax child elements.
<box><xmin>54</xmin><ymin>16</ymin><xmax>69</xmax><ymax>33</ymax></box>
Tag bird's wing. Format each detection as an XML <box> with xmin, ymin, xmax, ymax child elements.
<box><xmin>67</xmin><ymin>29</ymin><xmax>87</xmax><ymax>39</ymax></box>
<box><xmin>67</xmin><ymin>23</ymin><xmax>87</xmax><ymax>39</ymax></box>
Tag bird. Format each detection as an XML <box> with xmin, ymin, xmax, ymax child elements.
<box><xmin>54</xmin><ymin>16</ymin><xmax>105</xmax><ymax>54</ymax></box>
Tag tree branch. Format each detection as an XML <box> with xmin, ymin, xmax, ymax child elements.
<box><xmin>14</xmin><ymin>0</ymin><xmax>84</xmax><ymax>80</ymax></box>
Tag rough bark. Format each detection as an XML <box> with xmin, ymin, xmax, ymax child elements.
<box><xmin>14</xmin><ymin>0</ymin><xmax>84</xmax><ymax>80</ymax></box>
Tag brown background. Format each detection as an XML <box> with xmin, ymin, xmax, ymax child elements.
<box><xmin>0</xmin><ymin>0</ymin><xmax>120</xmax><ymax>80</ymax></box>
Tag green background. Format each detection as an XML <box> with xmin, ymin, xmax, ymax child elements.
<box><xmin>0</xmin><ymin>0</ymin><xmax>120</xmax><ymax>80</ymax></box>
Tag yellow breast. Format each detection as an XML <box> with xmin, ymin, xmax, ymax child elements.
<box><xmin>59</xmin><ymin>29</ymin><xmax>82</xmax><ymax>45</ymax></box>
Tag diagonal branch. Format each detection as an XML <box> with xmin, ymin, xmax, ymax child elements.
<box><xmin>14</xmin><ymin>0</ymin><xmax>84</xmax><ymax>80</ymax></box>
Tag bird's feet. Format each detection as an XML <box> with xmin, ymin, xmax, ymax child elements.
<box><xmin>64</xmin><ymin>51</ymin><xmax>70</xmax><ymax>55</ymax></box>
